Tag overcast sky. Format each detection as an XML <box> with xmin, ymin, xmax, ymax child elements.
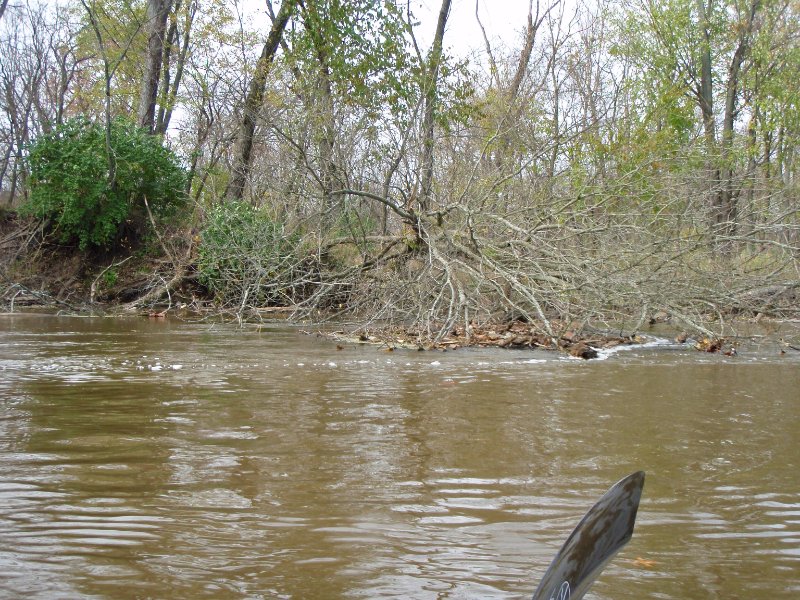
<box><xmin>241</xmin><ymin>0</ymin><xmax>534</xmax><ymax>62</ymax></box>
<box><xmin>413</xmin><ymin>0</ymin><xmax>533</xmax><ymax>58</ymax></box>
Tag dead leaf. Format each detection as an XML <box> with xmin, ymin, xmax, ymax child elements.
<box><xmin>632</xmin><ymin>556</ymin><xmax>657</xmax><ymax>568</ymax></box>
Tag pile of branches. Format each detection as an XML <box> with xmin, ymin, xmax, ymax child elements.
<box><xmin>281</xmin><ymin>175</ymin><xmax>800</xmax><ymax>344</ymax></box>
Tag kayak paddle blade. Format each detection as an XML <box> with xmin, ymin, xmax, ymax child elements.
<box><xmin>531</xmin><ymin>470</ymin><xmax>645</xmax><ymax>600</ymax></box>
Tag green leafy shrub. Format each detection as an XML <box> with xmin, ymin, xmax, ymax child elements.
<box><xmin>198</xmin><ymin>202</ymin><xmax>305</xmax><ymax>306</ymax></box>
<box><xmin>22</xmin><ymin>117</ymin><xmax>186</xmax><ymax>249</ymax></box>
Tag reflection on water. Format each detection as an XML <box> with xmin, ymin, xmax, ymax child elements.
<box><xmin>0</xmin><ymin>314</ymin><xmax>798</xmax><ymax>599</ymax></box>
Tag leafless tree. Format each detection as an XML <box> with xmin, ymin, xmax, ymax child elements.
<box><xmin>0</xmin><ymin>2</ymin><xmax>85</xmax><ymax>205</ymax></box>
<box><xmin>418</xmin><ymin>0</ymin><xmax>451</xmax><ymax>212</ymax></box>
<box><xmin>225</xmin><ymin>0</ymin><xmax>297</xmax><ymax>202</ymax></box>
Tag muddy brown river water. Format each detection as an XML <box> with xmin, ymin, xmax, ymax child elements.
<box><xmin>0</xmin><ymin>314</ymin><xmax>798</xmax><ymax>599</ymax></box>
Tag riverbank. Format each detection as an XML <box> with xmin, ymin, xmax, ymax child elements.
<box><xmin>2</xmin><ymin>209</ymin><xmax>797</xmax><ymax>360</ymax></box>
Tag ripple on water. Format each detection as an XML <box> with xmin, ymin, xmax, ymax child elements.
<box><xmin>1</xmin><ymin>317</ymin><xmax>799</xmax><ymax>599</ymax></box>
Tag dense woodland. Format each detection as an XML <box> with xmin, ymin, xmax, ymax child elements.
<box><xmin>0</xmin><ymin>0</ymin><xmax>798</xmax><ymax>342</ymax></box>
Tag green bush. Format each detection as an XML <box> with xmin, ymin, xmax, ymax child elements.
<box><xmin>22</xmin><ymin>117</ymin><xmax>186</xmax><ymax>249</ymax></box>
<box><xmin>198</xmin><ymin>202</ymin><xmax>304</xmax><ymax>306</ymax></box>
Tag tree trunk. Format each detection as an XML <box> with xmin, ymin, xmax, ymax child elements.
<box><xmin>301</xmin><ymin>0</ymin><xmax>340</xmax><ymax>225</ymax></box>
<box><xmin>509</xmin><ymin>0</ymin><xmax>539</xmax><ymax>106</ymax></box>
<box><xmin>695</xmin><ymin>0</ymin><xmax>727</xmax><ymax>243</ymax></box>
<box><xmin>80</xmin><ymin>0</ymin><xmax>117</xmax><ymax>188</ymax></box>
<box><xmin>493</xmin><ymin>0</ymin><xmax>545</xmax><ymax>170</ymax></box>
<box><xmin>419</xmin><ymin>0</ymin><xmax>451</xmax><ymax>212</ymax></box>
<box><xmin>156</xmin><ymin>0</ymin><xmax>195</xmax><ymax>135</ymax></box>
<box><xmin>317</xmin><ymin>64</ymin><xmax>338</xmax><ymax>222</ymax></box>
<box><xmin>715</xmin><ymin>0</ymin><xmax>761</xmax><ymax>243</ymax></box>
<box><xmin>155</xmin><ymin>2</ymin><xmax>180</xmax><ymax>132</ymax></box>
<box><xmin>696</xmin><ymin>0</ymin><xmax>715</xmax><ymax>147</ymax></box>
<box><xmin>137</xmin><ymin>0</ymin><xmax>172</xmax><ymax>133</ymax></box>
<box><xmin>225</xmin><ymin>0</ymin><xmax>297</xmax><ymax>203</ymax></box>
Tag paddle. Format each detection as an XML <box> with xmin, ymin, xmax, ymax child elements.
<box><xmin>531</xmin><ymin>471</ymin><xmax>645</xmax><ymax>600</ymax></box>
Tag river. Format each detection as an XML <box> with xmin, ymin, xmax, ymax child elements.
<box><xmin>0</xmin><ymin>313</ymin><xmax>798</xmax><ymax>599</ymax></box>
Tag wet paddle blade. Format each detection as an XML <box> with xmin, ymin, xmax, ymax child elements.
<box><xmin>531</xmin><ymin>471</ymin><xmax>645</xmax><ymax>600</ymax></box>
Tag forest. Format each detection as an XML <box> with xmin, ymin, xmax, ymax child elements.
<box><xmin>0</xmin><ymin>0</ymin><xmax>798</xmax><ymax>344</ymax></box>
